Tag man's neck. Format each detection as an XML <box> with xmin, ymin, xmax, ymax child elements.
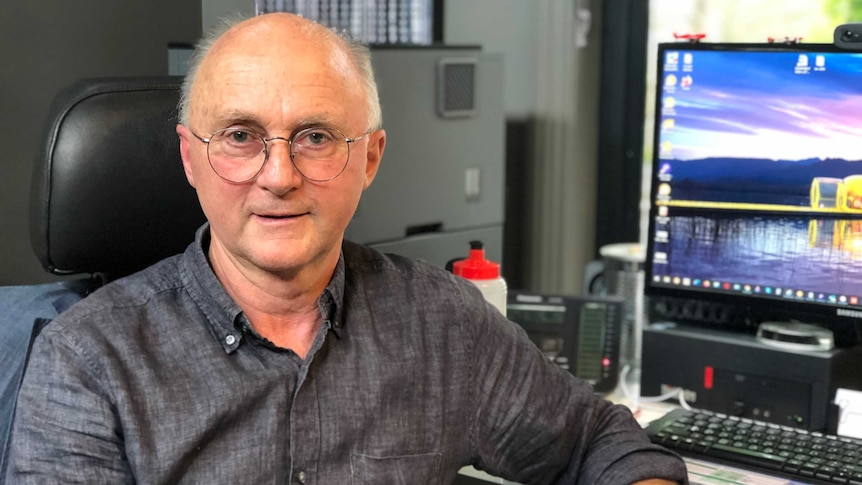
<box><xmin>206</xmin><ymin>240</ymin><xmax>336</xmax><ymax>358</ymax></box>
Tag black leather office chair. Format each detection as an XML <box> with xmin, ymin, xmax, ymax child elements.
<box><xmin>30</xmin><ymin>76</ymin><xmax>206</xmax><ymax>284</ymax></box>
<box><xmin>1</xmin><ymin>77</ymin><xmax>207</xmax><ymax>481</ymax></box>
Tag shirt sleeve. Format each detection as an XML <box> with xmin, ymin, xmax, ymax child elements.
<box><xmin>460</xmin><ymin>285</ymin><xmax>688</xmax><ymax>485</ymax></box>
<box><xmin>4</xmin><ymin>326</ymin><xmax>134</xmax><ymax>484</ymax></box>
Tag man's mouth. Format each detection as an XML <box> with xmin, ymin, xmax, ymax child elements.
<box><xmin>257</xmin><ymin>212</ymin><xmax>305</xmax><ymax>220</ymax></box>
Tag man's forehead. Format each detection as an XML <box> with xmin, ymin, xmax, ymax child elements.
<box><xmin>190</xmin><ymin>64</ymin><xmax>362</xmax><ymax>132</ymax></box>
<box><xmin>194</xmin><ymin>52</ymin><xmax>355</xmax><ymax>104</ymax></box>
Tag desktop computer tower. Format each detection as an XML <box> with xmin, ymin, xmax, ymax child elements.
<box><xmin>641</xmin><ymin>322</ymin><xmax>862</xmax><ymax>433</ymax></box>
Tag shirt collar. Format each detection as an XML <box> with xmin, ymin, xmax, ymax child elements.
<box><xmin>180</xmin><ymin>224</ymin><xmax>347</xmax><ymax>353</ymax></box>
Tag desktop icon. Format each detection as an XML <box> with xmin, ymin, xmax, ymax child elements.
<box><xmin>666</xmin><ymin>51</ymin><xmax>679</xmax><ymax>65</ymax></box>
<box><xmin>664</xmin><ymin>74</ymin><xmax>678</xmax><ymax>87</ymax></box>
<box><xmin>661</xmin><ymin>96</ymin><xmax>676</xmax><ymax>115</ymax></box>
<box><xmin>658</xmin><ymin>183</ymin><xmax>672</xmax><ymax>196</ymax></box>
<box><xmin>661</xmin><ymin>119</ymin><xmax>675</xmax><ymax>132</ymax></box>
<box><xmin>683</xmin><ymin>53</ymin><xmax>693</xmax><ymax>65</ymax></box>
<box><xmin>680</xmin><ymin>75</ymin><xmax>693</xmax><ymax>89</ymax></box>
<box><xmin>796</xmin><ymin>54</ymin><xmax>809</xmax><ymax>67</ymax></box>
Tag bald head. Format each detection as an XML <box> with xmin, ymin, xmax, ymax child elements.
<box><xmin>178</xmin><ymin>13</ymin><xmax>382</xmax><ymax>131</ymax></box>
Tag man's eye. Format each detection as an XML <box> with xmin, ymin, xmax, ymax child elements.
<box><xmin>297</xmin><ymin>129</ymin><xmax>334</xmax><ymax>146</ymax></box>
<box><xmin>308</xmin><ymin>132</ymin><xmax>325</xmax><ymax>144</ymax></box>
<box><xmin>227</xmin><ymin>130</ymin><xmax>251</xmax><ymax>143</ymax></box>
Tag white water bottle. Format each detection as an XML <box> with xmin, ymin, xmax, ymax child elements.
<box><xmin>453</xmin><ymin>241</ymin><xmax>507</xmax><ymax>316</ymax></box>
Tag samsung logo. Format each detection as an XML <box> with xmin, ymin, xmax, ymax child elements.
<box><xmin>837</xmin><ymin>308</ymin><xmax>862</xmax><ymax>319</ymax></box>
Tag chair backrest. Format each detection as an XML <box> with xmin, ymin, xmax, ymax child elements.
<box><xmin>1</xmin><ymin>77</ymin><xmax>207</xmax><ymax>482</ymax></box>
<box><xmin>29</xmin><ymin>77</ymin><xmax>206</xmax><ymax>283</ymax></box>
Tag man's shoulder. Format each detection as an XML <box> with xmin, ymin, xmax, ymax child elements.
<box><xmin>340</xmin><ymin>240</ymin><xmax>485</xmax><ymax>310</ymax></box>
<box><xmin>341</xmin><ymin>240</ymin><xmax>452</xmax><ymax>281</ymax></box>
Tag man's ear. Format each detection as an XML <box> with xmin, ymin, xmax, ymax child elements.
<box><xmin>362</xmin><ymin>129</ymin><xmax>386</xmax><ymax>190</ymax></box>
<box><xmin>176</xmin><ymin>124</ymin><xmax>197</xmax><ymax>188</ymax></box>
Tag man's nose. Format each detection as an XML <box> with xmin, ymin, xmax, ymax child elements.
<box><xmin>256</xmin><ymin>137</ymin><xmax>303</xmax><ymax>190</ymax></box>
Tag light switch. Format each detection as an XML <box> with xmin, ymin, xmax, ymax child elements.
<box><xmin>465</xmin><ymin>167</ymin><xmax>481</xmax><ymax>200</ymax></box>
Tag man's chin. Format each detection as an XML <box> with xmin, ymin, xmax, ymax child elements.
<box><xmin>240</xmin><ymin>234</ymin><xmax>342</xmax><ymax>276</ymax></box>
<box><xmin>248</xmin><ymin>248</ymin><xmax>306</xmax><ymax>274</ymax></box>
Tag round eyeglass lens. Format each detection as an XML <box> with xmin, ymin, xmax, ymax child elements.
<box><xmin>207</xmin><ymin>129</ymin><xmax>267</xmax><ymax>183</ymax></box>
<box><xmin>289</xmin><ymin>127</ymin><xmax>351</xmax><ymax>181</ymax></box>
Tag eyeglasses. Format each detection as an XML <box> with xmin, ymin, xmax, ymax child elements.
<box><xmin>190</xmin><ymin>126</ymin><xmax>370</xmax><ymax>183</ymax></box>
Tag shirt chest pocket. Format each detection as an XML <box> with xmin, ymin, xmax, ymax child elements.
<box><xmin>350</xmin><ymin>452</ymin><xmax>443</xmax><ymax>485</ymax></box>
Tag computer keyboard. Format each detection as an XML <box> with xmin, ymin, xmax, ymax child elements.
<box><xmin>645</xmin><ymin>407</ymin><xmax>862</xmax><ymax>484</ymax></box>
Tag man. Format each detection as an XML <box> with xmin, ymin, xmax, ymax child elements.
<box><xmin>4</xmin><ymin>13</ymin><xmax>687</xmax><ymax>484</ymax></box>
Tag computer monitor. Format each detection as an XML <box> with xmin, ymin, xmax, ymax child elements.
<box><xmin>645</xmin><ymin>42</ymin><xmax>862</xmax><ymax>347</ymax></box>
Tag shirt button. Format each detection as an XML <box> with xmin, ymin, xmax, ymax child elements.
<box><xmin>225</xmin><ymin>334</ymin><xmax>236</xmax><ymax>345</ymax></box>
<box><xmin>297</xmin><ymin>470</ymin><xmax>307</xmax><ymax>484</ymax></box>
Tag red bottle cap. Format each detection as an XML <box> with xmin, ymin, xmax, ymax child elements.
<box><xmin>452</xmin><ymin>241</ymin><xmax>500</xmax><ymax>280</ymax></box>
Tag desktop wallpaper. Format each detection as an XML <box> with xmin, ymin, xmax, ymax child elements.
<box><xmin>649</xmin><ymin>47</ymin><xmax>862</xmax><ymax>307</ymax></box>
<box><xmin>658</xmin><ymin>49</ymin><xmax>862</xmax><ymax>207</ymax></box>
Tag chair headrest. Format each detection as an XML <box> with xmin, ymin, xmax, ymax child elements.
<box><xmin>30</xmin><ymin>77</ymin><xmax>206</xmax><ymax>282</ymax></box>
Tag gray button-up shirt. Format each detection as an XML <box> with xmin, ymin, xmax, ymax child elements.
<box><xmin>5</xmin><ymin>226</ymin><xmax>687</xmax><ymax>484</ymax></box>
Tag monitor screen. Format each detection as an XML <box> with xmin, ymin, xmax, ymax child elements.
<box><xmin>645</xmin><ymin>42</ymin><xmax>862</xmax><ymax>345</ymax></box>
